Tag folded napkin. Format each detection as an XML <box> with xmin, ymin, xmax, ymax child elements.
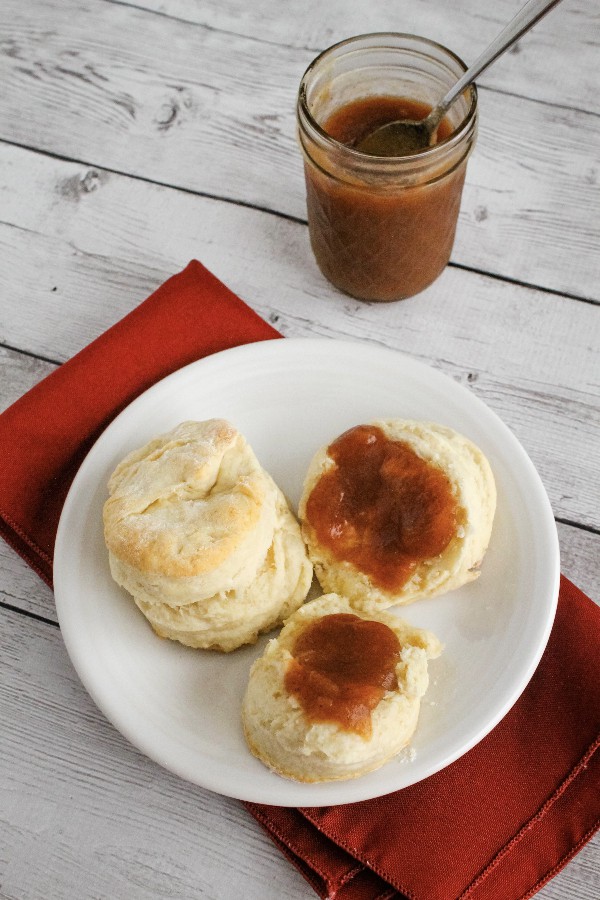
<box><xmin>1</xmin><ymin>261</ymin><xmax>598</xmax><ymax>900</ymax></box>
<box><xmin>0</xmin><ymin>261</ymin><xmax>279</xmax><ymax>586</ymax></box>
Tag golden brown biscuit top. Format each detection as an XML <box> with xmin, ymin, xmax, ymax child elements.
<box><xmin>103</xmin><ymin>419</ymin><xmax>275</xmax><ymax>577</ymax></box>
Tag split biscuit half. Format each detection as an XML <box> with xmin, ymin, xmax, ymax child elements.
<box><xmin>242</xmin><ymin>593</ymin><xmax>442</xmax><ymax>782</ymax></box>
<box><xmin>299</xmin><ymin>419</ymin><xmax>496</xmax><ymax>611</ymax></box>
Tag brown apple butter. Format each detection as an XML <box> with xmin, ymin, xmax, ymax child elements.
<box><xmin>297</xmin><ymin>34</ymin><xmax>477</xmax><ymax>301</ymax></box>
<box><xmin>303</xmin><ymin>94</ymin><xmax>468</xmax><ymax>301</ymax></box>
<box><xmin>305</xmin><ymin>424</ymin><xmax>459</xmax><ymax>591</ymax></box>
<box><xmin>284</xmin><ymin>612</ymin><xmax>400</xmax><ymax>737</ymax></box>
<box><xmin>323</xmin><ymin>96</ymin><xmax>454</xmax><ymax>155</ymax></box>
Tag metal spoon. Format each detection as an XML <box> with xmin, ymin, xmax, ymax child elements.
<box><xmin>356</xmin><ymin>0</ymin><xmax>564</xmax><ymax>156</ymax></box>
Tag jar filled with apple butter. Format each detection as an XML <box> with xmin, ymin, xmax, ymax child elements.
<box><xmin>297</xmin><ymin>34</ymin><xmax>478</xmax><ymax>302</ymax></box>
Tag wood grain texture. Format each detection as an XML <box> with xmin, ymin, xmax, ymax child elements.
<box><xmin>109</xmin><ymin>0</ymin><xmax>600</xmax><ymax>115</ymax></box>
<box><xmin>0</xmin><ymin>606</ymin><xmax>312</xmax><ymax>900</ymax></box>
<box><xmin>1</xmin><ymin>146</ymin><xmax>598</xmax><ymax>530</ymax></box>
<box><xmin>0</xmin><ymin>601</ymin><xmax>598</xmax><ymax>900</ymax></box>
<box><xmin>1</xmin><ymin>337</ymin><xmax>599</xmax><ymax>621</ymax></box>
<box><xmin>1</xmin><ymin>0</ymin><xmax>599</xmax><ymax>897</ymax></box>
<box><xmin>0</xmin><ymin>0</ymin><xmax>599</xmax><ymax>298</ymax></box>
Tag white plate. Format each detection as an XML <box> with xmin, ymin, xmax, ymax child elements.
<box><xmin>54</xmin><ymin>338</ymin><xmax>559</xmax><ymax>806</ymax></box>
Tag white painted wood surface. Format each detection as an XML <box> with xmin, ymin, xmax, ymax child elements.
<box><xmin>1</xmin><ymin>0</ymin><xmax>598</xmax><ymax>898</ymax></box>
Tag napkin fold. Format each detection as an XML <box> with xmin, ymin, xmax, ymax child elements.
<box><xmin>0</xmin><ymin>261</ymin><xmax>279</xmax><ymax>586</ymax></box>
<box><xmin>1</xmin><ymin>261</ymin><xmax>598</xmax><ymax>900</ymax></box>
<box><xmin>248</xmin><ymin>576</ymin><xmax>600</xmax><ymax>900</ymax></box>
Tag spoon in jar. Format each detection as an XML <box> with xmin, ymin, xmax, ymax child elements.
<box><xmin>356</xmin><ymin>0</ymin><xmax>564</xmax><ymax>156</ymax></box>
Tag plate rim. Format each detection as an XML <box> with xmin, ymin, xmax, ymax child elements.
<box><xmin>54</xmin><ymin>337</ymin><xmax>560</xmax><ymax>805</ymax></box>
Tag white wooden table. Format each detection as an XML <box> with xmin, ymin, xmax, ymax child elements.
<box><xmin>1</xmin><ymin>1</ymin><xmax>598</xmax><ymax>897</ymax></box>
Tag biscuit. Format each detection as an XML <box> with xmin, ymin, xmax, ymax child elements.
<box><xmin>299</xmin><ymin>420</ymin><xmax>496</xmax><ymax>611</ymax></box>
<box><xmin>103</xmin><ymin>420</ymin><xmax>313</xmax><ymax>651</ymax></box>
<box><xmin>242</xmin><ymin>593</ymin><xmax>442</xmax><ymax>782</ymax></box>
<box><xmin>131</xmin><ymin>486</ymin><xmax>313</xmax><ymax>652</ymax></box>
<box><xmin>104</xmin><ymin>419</ymin><xmax>279</xmax><ymax>604</ymax></box>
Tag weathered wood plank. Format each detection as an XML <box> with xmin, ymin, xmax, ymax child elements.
<box><xmin>0</xmin><ymin>605</ymin><xmax>312</xmax><ymax>900</ymax></box>
<box><xmin>2</xmin><ymin>1</ymin><xmax>598</xmax><ymax>897</ymax></box>
<box><xmin>0</xmin><ymin>599</ymin><xmax>598</xmax><ymax>900</ymax></box>
<box><xmin>113</xmin><ymin>0</ymin><xmax>600</xmax><ymax>116</ymax></box>
<box><xmin>0</xmin><ymin>0</ymin><xmax>599</xmax><ymax>298</ymax></box>
<box><xmin>1</xmin><ymin>496</ymin><xmax>597</xmax><ymax>626</ymax></box>
<box><xmin>1</xmin><ymin>336</ymin><xmax>598</xmax><ymax>627</ymax></box>
<box><xmin>1</xmin><ymin>146</ymin><xmax>598</xmax><ymax>528</ymax></box>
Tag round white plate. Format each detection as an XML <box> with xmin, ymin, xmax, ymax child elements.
<box><xmin>54</xmin><ymin>338</ymin><xmax>559</xmax><ymax>806</ymax></box>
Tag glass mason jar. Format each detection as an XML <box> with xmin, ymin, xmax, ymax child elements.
<box><xmin>297</xmin><ymin>33</ymin><xmax>478</xmax><ymax>302</ymax></box>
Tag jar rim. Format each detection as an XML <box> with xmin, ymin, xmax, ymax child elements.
<box><xmin>297</xmin><ymin>32</ymin><xmax>478</xmax><ymax>167</ymax></box>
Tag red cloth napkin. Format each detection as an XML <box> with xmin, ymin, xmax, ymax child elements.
<box><xmin>1</xmin><ymin>261</ymin><xmax>598</xmax><ymax>900</ymax></box>
<box><xmin>0</xmin><ymin>260</ymin><xmax>279</xmax><ymax>586</ymax></box>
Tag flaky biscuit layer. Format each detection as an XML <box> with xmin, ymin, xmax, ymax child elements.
<box><xmin>131</xmin><ymin>487</ymin><xmax>313</xmax><ymax>652</ymax></box>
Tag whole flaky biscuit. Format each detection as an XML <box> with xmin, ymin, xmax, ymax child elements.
<box><xmin>242</xmin><ymin>593</ymin><xmax>442</xmax><ymax>782</ymax></box>
<box><xmin>103</xmin><ymin>419</ymin><xmax>313</xmax><ymax>651</ymax></box>
<box><xmin>103</xmin><ymin>419</ymin><xmax>279</xmax><ymax>604</ymax></box>
<box><xmin>299</xmin><ymin>420</ymin><xmax>496</xmax><ymax>611</ymax></box>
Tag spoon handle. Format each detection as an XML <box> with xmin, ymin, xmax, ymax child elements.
<box><xmin>434</xmin><ymin>0</ymin><xmax>564</xmax><ymax>120</ymax></box>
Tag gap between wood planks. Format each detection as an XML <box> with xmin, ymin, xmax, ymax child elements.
<box><xmin>0</xmin><ymin>135</ymin><xmax>598</xmax><ymax>312</ymax></box>
<box><xmin>1</xmin><ymin>508</ymin><xmax>599</xmax><ymax>628</ymax></box>
<box><xmin>0</xmin><ymin>340</ymin><xmax>62</xmax><ymax>368</ymax></box>
<box><xmin>103</xmin><ymin>0</ymin><xmax>319</xmax><ymax>55</ymax></box>
<box><xmin>555</xmin><ymin>518</ymin><xmax>600</xmax><ymax>538</ymax></box>
<box><xmin>0</xmin><ymin>599</ymin><xmax>59</xmax><ymax>628</ymax></box>
<box><xmin>96</xmin><ymin>0</ymin><xmax>596</xmax><ymax>113</ymax></box>
<box><xmin>99</xmin><ymin>0</ymin><xmax>600</xmax><ymax>122</ymax></box>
